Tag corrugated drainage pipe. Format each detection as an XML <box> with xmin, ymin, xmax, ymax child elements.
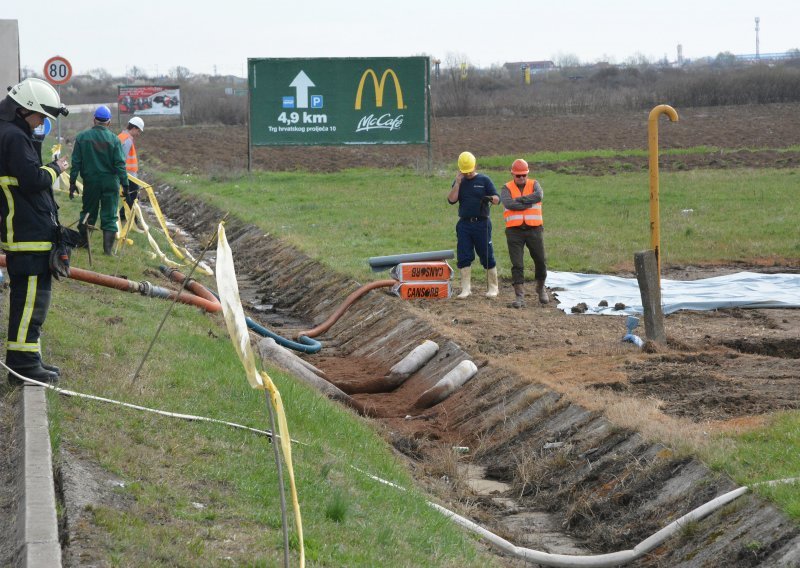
<box><xmin>0</xmin><ymin>256</ymin><xmax>221</xmax><ymax>312</ymax></box>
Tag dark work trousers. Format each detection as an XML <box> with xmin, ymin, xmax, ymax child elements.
<box><xmin>505</xmin><ymin>225</ymin><xmax>547</xmax><ymax>284</ymax></box>
<box><xmin>456</xmin><ymin>217</ymin><xmax>496</xmax><ymax>269</ymax></box>
<box><xmin>80</xmin><ymin>178</ymin><xmax>120</xmax><ymax>232</ymax></box>
<box><xmin>5</xmin><ymin>253</ymin><xmax>52</xmax><ymax>371</ymax></box>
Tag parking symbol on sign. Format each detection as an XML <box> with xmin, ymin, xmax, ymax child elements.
<box><xmin>282</xmin><ymin>96</ymin><xmax>295</xmax><ymax>108</ymax></box>
<box><xmin>310</xmin><ymin>95</ymin><xmax>324</xmax><ymax>109</ymax></box>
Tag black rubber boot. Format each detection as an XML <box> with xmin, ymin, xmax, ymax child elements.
<box><xmin>8</xmin><ymin>365</ymin><xmax>59</xmax><ymax>387</ymax></box>
<box><xmin>102</xmin><ymin>230</ymin><xmax>115</xmax><ymax>255</ymax></box>
<box><xmin>40</xmin><ymin>362</ymin><xmax>61</xmax><ymax>376</ymax></box>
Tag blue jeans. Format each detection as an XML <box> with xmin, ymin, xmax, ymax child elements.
<box><xmin>456</xmin><ymin>218</ymin><xmax>496</xmax><ymax>269</ymax></box>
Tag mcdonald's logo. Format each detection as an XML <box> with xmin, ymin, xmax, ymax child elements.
<box><xmin>354</xmin><ymin>69</ymin><xmax>405</xmax><ymax>110</ymax></box>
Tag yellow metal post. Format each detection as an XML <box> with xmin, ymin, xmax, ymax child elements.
<box><xmin>647</xmin><ymin>104</ymin><xmax>679</xmax><ymax>283</ymax></box>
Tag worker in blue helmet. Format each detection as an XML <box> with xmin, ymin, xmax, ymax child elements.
<box><xmin>69</xmin><ymin>105</ymin><xmax>129</xmax><ymax>254</ymax></box>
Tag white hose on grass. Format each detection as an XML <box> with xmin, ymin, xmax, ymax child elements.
<box><xmin>1</xmin><ymin>360</ymin><xmax>307</xmax><ymax>444</ymax></box>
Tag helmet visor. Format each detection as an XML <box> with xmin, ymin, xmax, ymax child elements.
<box><xmin>41</xmin><ymin>103</ymin><xmax>69</xmax><ymax>119</ymax></box>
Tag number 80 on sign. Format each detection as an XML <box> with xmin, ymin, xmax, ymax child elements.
<box><xmin>43</xmin><ymin>56</ymin><xmax>72</xmax><ymax>85</ymax></box>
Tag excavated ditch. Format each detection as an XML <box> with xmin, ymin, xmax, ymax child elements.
<box><xmin>156</xmin><ymin>185</ymin><xmax>800</xmax><ymax>567</ymax></box>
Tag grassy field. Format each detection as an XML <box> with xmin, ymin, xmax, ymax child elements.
<box><xmin>160</xmin><ymin>164</ymin><xmax>800</xmax><ymax>280</ymax></box>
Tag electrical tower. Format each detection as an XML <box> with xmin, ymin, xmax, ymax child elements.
<box><xmin>755</xmin><ymin>17</ymin><xmax>760</xmax><ymax>60</ymax></box>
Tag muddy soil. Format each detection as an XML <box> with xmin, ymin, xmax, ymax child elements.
<box><xmin>138</xmin><ymin>102</ymin><xmax>800</xmax><ymax>174</ymax></box>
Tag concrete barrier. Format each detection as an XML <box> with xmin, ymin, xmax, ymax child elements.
<box><xmin>18</xmin><ymin>385</ymin><xmax>61</xmax><ymax>567</ymax></box>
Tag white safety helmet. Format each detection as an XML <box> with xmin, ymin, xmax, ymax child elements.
<box><xmin>7</xmin><ymin>78</ymin><xmax>68</xmax><ymax>120</ymax></box>
<box><xmin>128</xmin><ymin>116</ymin><xmax>144</xmax><ymax>131</ymax></box>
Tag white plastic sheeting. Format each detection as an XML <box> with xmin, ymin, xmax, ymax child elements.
<box><xmin>548</xmin><ymin>271</ymin><xmax>800</xmax><ymax>316</ymax></box>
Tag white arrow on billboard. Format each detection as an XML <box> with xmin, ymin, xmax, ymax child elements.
<box><xmin>290</xmin><ymin>71</ymin><xmax>315</xmax><ymax>109</ymax></box>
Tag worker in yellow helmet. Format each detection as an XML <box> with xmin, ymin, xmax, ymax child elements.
<box><xmin>447</xmin><ymin>152</ymin><xmax>500</xmax><ymax>299</ymax></box>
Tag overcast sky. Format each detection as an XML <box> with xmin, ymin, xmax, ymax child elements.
<box><xmin>4</xmin><ymin>0</ymin><xmax>797</xmax><ymax>78</ymax></box>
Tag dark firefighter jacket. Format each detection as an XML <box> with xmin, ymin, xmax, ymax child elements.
<box><xmin>0</xmin><ymin>97</ymin><xmax>61</xmax><ymax>253</ymax></box>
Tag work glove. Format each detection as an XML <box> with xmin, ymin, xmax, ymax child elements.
<box><xmin>121</xmin><ymin>183</ymin><xmax>130</xmax><ymax>200</ymax></box>
<box><xmin>482</xmin><ymin>195</ymin><xmax>494</xmax><ymax>204</ymax></box>
<box><xmin>69</xmin><ymin>183</ymin><xmax>79</xmax><ymax>200</ymax></box>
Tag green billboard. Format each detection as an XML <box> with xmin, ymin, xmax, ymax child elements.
<box><xmin>248</xmin><ymin>57</ymin><xmax>429</xmax><ymax>146</ymax></box>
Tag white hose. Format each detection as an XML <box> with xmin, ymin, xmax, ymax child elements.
<box><xmin>0</xmin><ymin>360</ymin><xmax>306</xmax><ymax>443</ymax></box>
<box><xmin>353</xmin><ymin>463</ymin><xmax>799</xmax><ymax>567</ymax></box>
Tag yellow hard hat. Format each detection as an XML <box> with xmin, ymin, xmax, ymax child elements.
<box><xmin>458</xmin><ymin>151</ymin><xmax>476</xmax><ymax>174</ymax></box>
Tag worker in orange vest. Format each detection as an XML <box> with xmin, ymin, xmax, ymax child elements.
<box><xmin>501</xmin><ymin>159</ymin><xmax>548</xmax><ymax>308</ymax></box>
<box><xmin>118</xmin><ymin>117</ymin><xmax>143</xmax><ymax>220</ymax></box>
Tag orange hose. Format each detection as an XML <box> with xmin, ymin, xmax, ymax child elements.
<box><xmin>298</xmin><ymin>279</ymin><xmax>395</xmax><ymax>339</ymax></box>
<box><xmin>160</xmin><ymin>267</ymin><xmax>221</xmax><ymax>307</ymax></box>
<box><xmin>0</xmin><ymin>255</ymin><xmax>221</xmax><ymax>313</ymax></box>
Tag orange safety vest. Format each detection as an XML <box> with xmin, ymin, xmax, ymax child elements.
<box><xmin>118</xmin><ymin>130</ymin><xmax>138</xmax><ymax>173</ymax></box>
<box><xmin>503</xmin><ymin>180</ymin><xmax>543</xmax><ymax>228</ymax></box>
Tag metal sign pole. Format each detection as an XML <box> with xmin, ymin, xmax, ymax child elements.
<box><xmin>57</xmin><ymin>85</ymin><xmax>61</xmax><ymax>143</ymax></box>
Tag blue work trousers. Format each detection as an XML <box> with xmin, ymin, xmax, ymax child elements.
<box><xmin>456</xmin><ymin>218</ymin><xmax>496</xmax><ymax>269</ymax></box>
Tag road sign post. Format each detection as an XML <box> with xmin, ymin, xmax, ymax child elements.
<box><xmin>43</xmin><ymin>56</ymin><xmax>72</xmax><ymax>142</ymax></box>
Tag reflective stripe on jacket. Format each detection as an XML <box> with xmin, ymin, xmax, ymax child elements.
<box><xmin>503</xmin><ymin>180</ymin><xmax>542</xmax><ymax>228</ymax></box>
<box><xmin>118</xmin><ymin>130</ymin><xmax>138</xmax><ymax>173</ymax></box>
<box><xmin>0</xmin><ymin>110</ymin><xmax>60</xmax><ymax>253</ymax></box>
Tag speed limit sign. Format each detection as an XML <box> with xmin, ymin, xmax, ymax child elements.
<box><xmin>43</xmin><ymin>56</ymin><xmax>72</xmax><ymax>85</ymax></box>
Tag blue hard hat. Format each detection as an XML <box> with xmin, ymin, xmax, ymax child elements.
<box><xmin>94</xmin><ymin>105</ymin><xmax>112</xmax><ymax>121</ymax></box>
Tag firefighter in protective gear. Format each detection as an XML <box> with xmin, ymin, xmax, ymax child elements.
<box><xmin>118</xmin><ymin>116</ymin><xmax>143</xmax><ymax>219</ymax></box>
<box><xmin>447</xmin><ymin>152</ymin><xmax>500</xmax><ymax>299</ymax></box>
<box><xmin>500</xmin><ymin>159</ymin><xmax>549</xmax><ymax>307</ymax></box>
<box><xmin>0</xmin><ymin>78</ymin><xmax>70</xmax><ymax>384</ymax></box>
<box><xmin>70</xmin><ymin>106</ymin><xmax>129</xmax><ymax>255</ymax></box>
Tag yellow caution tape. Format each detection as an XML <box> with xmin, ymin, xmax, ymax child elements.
<box><xmin>215</xmin><ymin>223</ymin><xmax>304</xmax><ymax>567</ymax></box>
<box><xmin>128</xmin><ymin>175</ymin><xmax>213</xmax><ymax>275</ymax></box>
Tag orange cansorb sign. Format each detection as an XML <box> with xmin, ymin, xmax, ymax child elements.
<box><xmin>390</xmin><ymin>261</ymin><xmax>453</xmax><ymax>282</ymax></box>
<box><xmin>392</xmin><ymin>282</ymin><xmax>451</xmax><ymax>300</ymax></box>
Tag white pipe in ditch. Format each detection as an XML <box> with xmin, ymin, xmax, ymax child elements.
<box><xmin>413</xmin><ymin>359</ymin><xmax>477</xmax><ymax>409</ymax></box>
<box><xmin>256</xmin><ymin>338</ymin><xmax>353</xmax><ymax>405</ymax></box>
<box><xmin>258</xmin><ymin>336</ymin><xmax>328</xmax><ymax>379</ymax></box>
<box><xmin>357</xmin><ymin>462</ymin><xmax>800</xmax><ymax>567</ymax></box>
<box><xmin>385</xmin><ymin>340</ymin><xmax>439</xmax><ymax>387</ymax></box>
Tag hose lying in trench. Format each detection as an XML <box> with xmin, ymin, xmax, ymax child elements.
<box><xmin>357</xmin><ymin>464</ymin><xmax>800</xmax><ymax>567</ymax></box>
<box><xmin>297</xmin><ymin>279</ymin><xmax>396</xmax><ymax>342</ymax></box>
<box><xmin>158</xmin><ymin>266</ymin><xmax>323</xmax><ymax>354</ymax></box>
<box><xmin>0</xmin><ymin>255</ymin><xmax>221</xmax><ymax>313</ymax></box>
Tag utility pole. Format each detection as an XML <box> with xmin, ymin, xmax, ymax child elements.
<box><xmin>755</xmin><ymin>17</ymin><xmax>760</xmax><ymax>60</ymax></box>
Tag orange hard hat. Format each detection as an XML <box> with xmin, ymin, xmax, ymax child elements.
<box><xmin>511</xmin><ymin>159</ymin><xmax>529</xmax><ymax>175</ymax></box>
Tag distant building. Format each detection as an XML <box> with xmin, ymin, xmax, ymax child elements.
<box><xmin>504</xmin><ymin>61</ymin><xmax>557</xmax><ymax>74</ymax></box>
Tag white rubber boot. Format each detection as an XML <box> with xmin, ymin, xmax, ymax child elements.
<box><xmin>486</xmin><ymin>267</ymin><xmax>499</xmax><ymax>298</ymax></box>
<box><xmin>457</xmin><ymin>267</ymin><xmax>472</xmax><ymax>299</ymax></box>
